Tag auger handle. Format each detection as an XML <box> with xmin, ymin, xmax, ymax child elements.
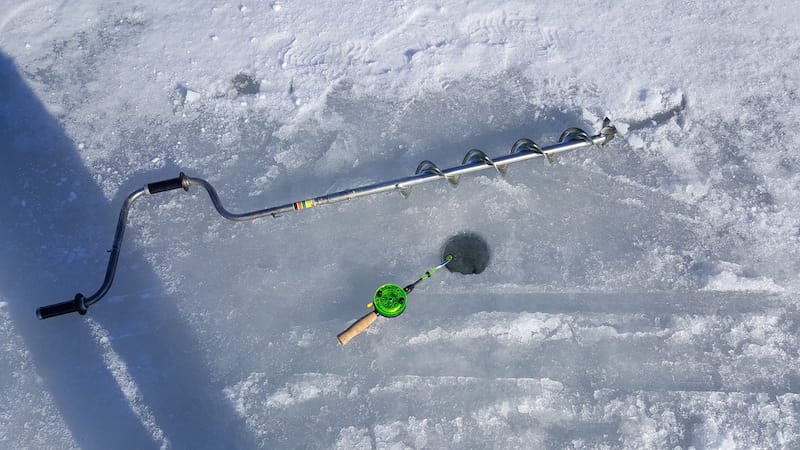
<box><xmin>337</xmin><ymin>311</ymin><xmax>378</xmax><ymax>345</ymax></box>
<box><xmin>146</xmin><ymin>172</ymin><xmax>188</xmax><ymax>194</ymax></box>
<box><xmin>36</xmin><ymin>294</ymin><xmax>88</xmax><ymax>319</ymax></box>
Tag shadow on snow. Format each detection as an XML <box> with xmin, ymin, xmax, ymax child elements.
<box><xmin>0</xmin><ymin>50</ymin><xmax>257</xmax><ymax>449</ymax></box>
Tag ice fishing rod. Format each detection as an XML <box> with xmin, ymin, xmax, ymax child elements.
<box><xmin>35</xmin><ymin>119</ymin><xmax>616</xmax><ymax>319</ymax></box>
<box><xmin>337</xmin><ymin>256</ymin><xmax>453</xmax><ymax>345</ymax></box>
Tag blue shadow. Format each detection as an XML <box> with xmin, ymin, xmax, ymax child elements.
<box><xmin>0</xmin><ymin>50</ymin><xmax>256</xmax><ymax>449</ymax></box>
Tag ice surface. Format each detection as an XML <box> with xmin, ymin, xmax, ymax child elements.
<box><xmin>1</xmin><ymin>0</ymin><xmax>799</xmax><ymax>448</ymax></box>
<box><xmin>0</xmin><ymin>301</ymin><xmax>76</xmax><ymax>448</ymax></box>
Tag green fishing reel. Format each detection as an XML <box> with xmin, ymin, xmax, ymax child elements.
<box><xmin>338</xmin><ymin>255</ymin><xmax>453</xmax><ymax>345</ymax></box>
<box><xmin>369</xmin><ymin>284</ymin><xmax>408</xmax><ymax>318</ymax></box>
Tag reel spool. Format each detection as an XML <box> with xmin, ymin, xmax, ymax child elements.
<box><xmin>369</xmin><ymin>284</ymin><xmax>408</xmax><ymax>318</ymax></box>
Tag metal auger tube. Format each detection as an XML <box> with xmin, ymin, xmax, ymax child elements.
<box><xmin>183</xmin><ymin>176</ymin><xmax>298</xmax><ymax>221</ymax></box>
<box><xmin>35</xmin><ymin>119</ymin><xmax>616</xmax><ymax>319</ymax></box>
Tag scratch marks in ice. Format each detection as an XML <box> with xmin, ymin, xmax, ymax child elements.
<box><xmin>225</xmin><ymin>371</ymin><xmax>575</xmax><ymax>448</ymax></box>
<box><xmin>224</xmin><ymin>372</ymin><xmax>352</xmax><ymax>413</ymax></box>
<box><xmin>407</xmin><ymin>311</ymin><xmax>662</xmax><ymax>346</ymax></box>
<box><xmin>224</xmin><ymin>366</ymin><xmax>800</xmax><ymax>448</ymax></box>
<box><xmin>224</xmin><ymin>372</ymin><xmax>357</xmax><ymax>443</ymax></box>
<box><xmin>265</xmin><ymin>373</ymin><xmax>347</xmax><ymax>408</ymax></box>
<box><xmin>412</xmin><ymin>304</ymin><xmax>800</xmax><ymax>391</ymax></box>
<box><xmin>87</xmin><ymin>318</ymin><xmax>171</xmax><ymax>450</ymax></box>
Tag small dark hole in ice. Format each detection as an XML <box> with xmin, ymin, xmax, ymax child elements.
<box><xmin>442</xmin><ymin>232</ymin><xmax>490</xmax><ymax>274</ymax></box>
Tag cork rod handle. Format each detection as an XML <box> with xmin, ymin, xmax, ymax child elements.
<box><xmin>337</xmin><ymin>311</ymin><xmax>379</xmax><ymax>345</ymax></box>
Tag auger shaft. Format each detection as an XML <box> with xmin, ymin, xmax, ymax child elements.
<box><xmin>36</xmin><ymin>120</ymin><xmax>616</xmax><ymax>319</ymax></box>
<box><xmin>308</xmin><ymin>122</ymin><xmax>614</xmax><ymax>208</ymax></box>
<box><xmin>180</xmin><ymin>122</ymin><xmax>615</xmax><ymax>220</ymax></box>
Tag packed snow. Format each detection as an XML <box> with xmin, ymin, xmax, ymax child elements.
<box><xmin>1</xmin><ymin>0</ymin><xmax>799</xmax><ymax>448</ymax></box>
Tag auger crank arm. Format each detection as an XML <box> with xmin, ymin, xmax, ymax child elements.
<box><xmin>36</xmin><ymin>120</ymin><xmax>616</xmax><ymax>319</ymax></box>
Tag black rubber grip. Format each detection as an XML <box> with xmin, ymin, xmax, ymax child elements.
<box><xmin>36</xmin><ymin>294</ymin><xmax>88</xmax><ymax>319</ymax></box>
<box><xmin>147</xmin><ymin>172</ymin><xmax>188</xmax><ymax>194</ymax></box>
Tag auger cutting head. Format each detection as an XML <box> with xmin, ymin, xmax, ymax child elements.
<box><xmin>371</xmin><ymin>283</ymin><xmax>408</xmax><ymax>317</ymax></box>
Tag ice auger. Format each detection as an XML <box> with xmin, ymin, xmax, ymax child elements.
<box><xmin>35</xmin><ymin>119</ymin><xmax>616</xmax><ymax>320</ymax></box>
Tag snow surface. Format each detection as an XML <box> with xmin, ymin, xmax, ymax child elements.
<box><xmin>2</xmin><ymin>0</ymin><xmax>800</xmax><ymax>448</ymax></box>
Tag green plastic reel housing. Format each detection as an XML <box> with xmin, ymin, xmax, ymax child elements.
<box><xmin>373</xmin><ymin>283</ymin><xmax>407</xmax><ymax>318</ymax></box>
